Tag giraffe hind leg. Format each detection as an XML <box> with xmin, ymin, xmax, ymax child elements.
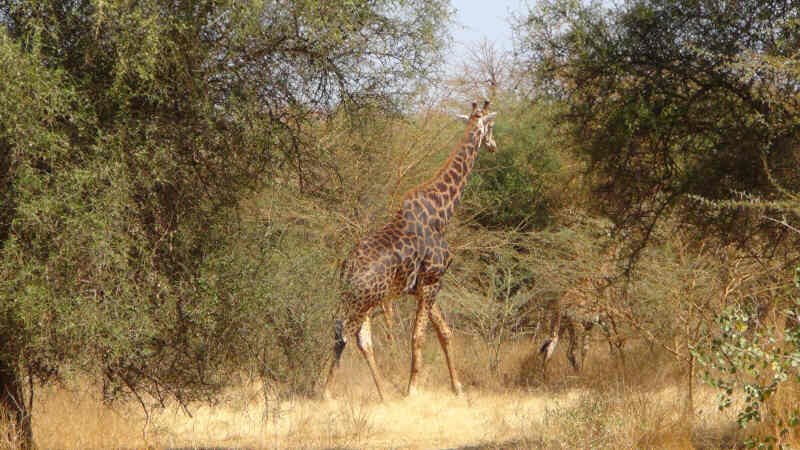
<box><xmin>334</xmin><ymin>319</ymin><xmax>347</xmax><ymax>363</ymax></box>
<box><xmin>540</xmin><ymin>334</ymin><xmax>559</xmax><ymax>383</ymax></box>
<box><xmin>322</xmin><ymin>319</ymin><xmax>347</xmax><ymax>399</ymax></box>
<box><xmin>540</xmin><ymin>335</ymin><xmax>559</xmax><ymax>359</ymax></box>
<box><xmin>323</xmin><ymin>308</ymin><xmax>388</xmax><ymax>401</ymax></box>
<box><xmin>565</xmin><ymin>319</ymin><xmax>581</xmax><ymax>372</ymax></box>
<box><xmin>355</xmin><ymin>315</ymin><xmax>387</xmax><ymax>401</ymax></box>
<box><xmin>541</xmin><ymin>319</ymin><xmax>568</xmax><ymax>383</ymax></box>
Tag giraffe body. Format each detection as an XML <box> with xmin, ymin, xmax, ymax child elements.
<box><xmin>323</xmin><ymin>102</ymin><xmax>497</xmax><ymax>400</ymax></box>
<box><xmin>539</xmin><ymin>290</ymin><xmax>604</xmax><ymax>378</ymax></box>
<box><xmin>539</xmin><ymin>245</ymin><xmax>626</xmax><ymax>381</ymax></box>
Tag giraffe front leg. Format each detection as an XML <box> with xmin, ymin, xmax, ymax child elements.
<box><xmin>565</xmin><ymin>319</ymin><xmax>581</xmax><ymax>372</ymax></box>
<box><xmin>429</xmin><ymin>302</ymin><xmax>462</xmax><ymax>395</ymax></box>
<box><xmin>540</xmin><ymin>296</ymin><xmax>564</xmax><ymax>383</ymax></box>
<box><xmin>407</xmin><ymin>295</ymin><xmax>431</xmax><ymax>396</ymax></box>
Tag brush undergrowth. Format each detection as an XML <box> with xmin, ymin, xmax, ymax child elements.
<box><xmin>5</xmin><ymin>98</ymin><xmax>795</xmax><ymax>450</ymax></box>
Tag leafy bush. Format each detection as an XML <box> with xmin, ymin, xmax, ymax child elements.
<box><xmin>699</xmin><ymin>267</ymin><xmax>800</xmax><ymax>448</ymax></box>
<box><xmin>0</xmin><ymin>0</ymin><xmax>452</xmax><ymax>444</ymax></box>
<box><xmin>464</xmin><ymin>100</ymin><xmax>567</xmax><ymax>231</ymax></box>
<box><xmin>199</xmin><ymin>212</ymin><xmax>339</xmax><ymax>397</ymax></box>
<box><xmin>514</xmin><ymin>0</ymin><xmax>800</xmax><ymax>254</ymax></box>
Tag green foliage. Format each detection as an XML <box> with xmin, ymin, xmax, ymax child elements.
<box><xmin>0</xmin><ymin>1</ymin><xmax>453</xmax><ymax>439</ymax></box>
<box><xmin>698</xmin><ymin>268</ymin><xmax>800</xmax><ymax>448</ymax></box>
<box><xmin>445</xmin><ymin>243</ymin><xmax>537</xmax><ymax>374</ymax></box>
<box><xmin>686</xmin><ymin>155</ymin><xmax>800</xmax><ymax>446</ymax></box>
<box><xmin>517</xmin><ymin>5</ymin><xmax>800</xmax><ymax>447</ymax></box>
<box><xmin>197</xmin><ymin>207</ymin><xmax>339</xmax><ymax>396</ymax></box>
<box><xmin>0</xmin><ymin>31</ymin><xmax>89</xmax><ymax>379</ymax></box>
<box><xmin>464</xmin><ymin>100</ymin><xmax>566</xmax><ymax>231</ymax></box>
<box><xmin>514</xmin><ymin>0</ymin><xmax>800</xmax><ymax>254</ymax></box>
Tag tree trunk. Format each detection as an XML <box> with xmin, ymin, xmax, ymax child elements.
<box><xmin>685</xmin><ymin>353</ymin><xmax>695</xmax><ymax>423</ymax></box>
<box><xmin>0</xmin><ymin>358</ymin><xmax>32</xmax><ymax>449</ymax></box>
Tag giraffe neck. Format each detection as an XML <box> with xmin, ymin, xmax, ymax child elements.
<box><xmin>410</xmin><ymin>124</ymin><xmax>483</xmax><ymax>229</ymax></box>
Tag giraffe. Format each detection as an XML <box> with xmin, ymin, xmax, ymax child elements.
<box><xmin>539</xmin><ymin>244</ymin><xmax>625</xmax><ymax>381</ymax></box>
<box><xmin>378</xmin><ymin>299</ymin><xmax>396</xmax><ymax>343</ymax></box>
<box><xmin>322</xmin><ymin>101</ymin><xmax>498</xmax><ymax>400</ymax></box>
<box><xmin>539</xmin><ymin>286</ymin><xmax>606</xmax><ymax>380</ymax></box>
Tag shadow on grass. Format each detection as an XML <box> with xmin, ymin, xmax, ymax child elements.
<box><xmin>451</xmin><ymin>437</ymin><xmax>562</xmax><ymax>449</ymax></box>
<box><xmin>443</xmin><ymin>416</ymin><xmax>742</xmax><ymax>450</ymax></box>
<box><xmin>167</xmin><ymin>447</ymin><xmax>254</xmax><ymax>450</ymax></box>
<box><xmin>691</xmin><ymin>420</ymin><xmax>742</xmax><ymax>450</ymax></box>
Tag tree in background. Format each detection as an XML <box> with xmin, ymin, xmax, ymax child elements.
<box><xmin>514</xmin><ymin>0</ymin><xmax>800</xmax><ymax>258</ymax></box>
<box><xmin>443</xmin><ymin>40</ymin><xmax>572</xmax><ymax>232</ymax></box>
<box><xmin>0</xmin><ymin>0</ymin><xmax>451</xmax><ymax>445</ymax></box>
<box><xmin>514</xmin><ymin>0</ymin><xmax>800</xmax><ymax>443</ymax></box>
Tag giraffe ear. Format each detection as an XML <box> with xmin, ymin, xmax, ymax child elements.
<box><xmin>455</xmin><ymin>114</ymin><xmax>470</xmax><ymax>123</ymax></box>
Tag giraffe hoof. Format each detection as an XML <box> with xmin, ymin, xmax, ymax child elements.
<box><xmin>453</xmin><ymin>383</ymin><xmax>463</xmax><ymax>396</ymax></box>
<box><xmin>407</xmin><ymin>386</ymin><xmax>418</xmax><ymax>397</ymax></box>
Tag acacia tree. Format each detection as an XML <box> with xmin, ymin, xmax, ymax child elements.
<box><xmin>514</xmin><ymin>0</ymin><xmax>800</xmax><ymax>443</ymax></box>
<box><xmin>0</xmin><ymin>0</ymin><xmax>451</xmax><ymax>445</ymax></box>
<box><xmin>513</xmin><ymin>0</ymin><xmax>800</xmax><ymax>258</ymax></box>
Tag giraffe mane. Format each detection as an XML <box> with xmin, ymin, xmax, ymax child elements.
<box><xmin>402</xmin><ymin>103</ymin><xmax>486</xmax><ymax>199</ymax></box>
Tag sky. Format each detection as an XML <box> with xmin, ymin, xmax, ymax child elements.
<box><xmin>449</xmin><ymin>0</ymin><xmax>526</xmax><ymax>58</ymax></box>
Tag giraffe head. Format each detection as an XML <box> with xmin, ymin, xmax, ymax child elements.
<box><xmin>457</xmin><ymin>101</ymin><xmax>497</xmax><ymax>152</ymax></box>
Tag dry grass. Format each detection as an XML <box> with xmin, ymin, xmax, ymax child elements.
<box><xmin>23</xmin><ymin>335</ymin><xmax>751</xmax><ymax>449</ymax></box>
<box><xmin>31</xmin><ymin>383</ymin><xmax>150</xmax><ymax>449</ymax></box>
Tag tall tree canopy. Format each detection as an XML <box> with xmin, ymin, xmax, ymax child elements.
<box><xmin>514</xmin><ymin>0</ymin><xmax>800</xmax><ymax>258</ymax></box>
<box><xmin>0</xmin><ymin>0</ymin><xmax>451</xmax><ymax>445</ymax></box>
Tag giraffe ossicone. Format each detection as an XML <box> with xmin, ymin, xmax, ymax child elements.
<box><xmin>322</xmin><ymin>101</ymin><xmax>498</xmax><ymax>401</ymax></box>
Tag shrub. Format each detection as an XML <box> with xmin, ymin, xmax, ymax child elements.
<box><xmin>698</xmin><ymin>266</ymin><xmax>800</xmax><ymax>448</ymax></box>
